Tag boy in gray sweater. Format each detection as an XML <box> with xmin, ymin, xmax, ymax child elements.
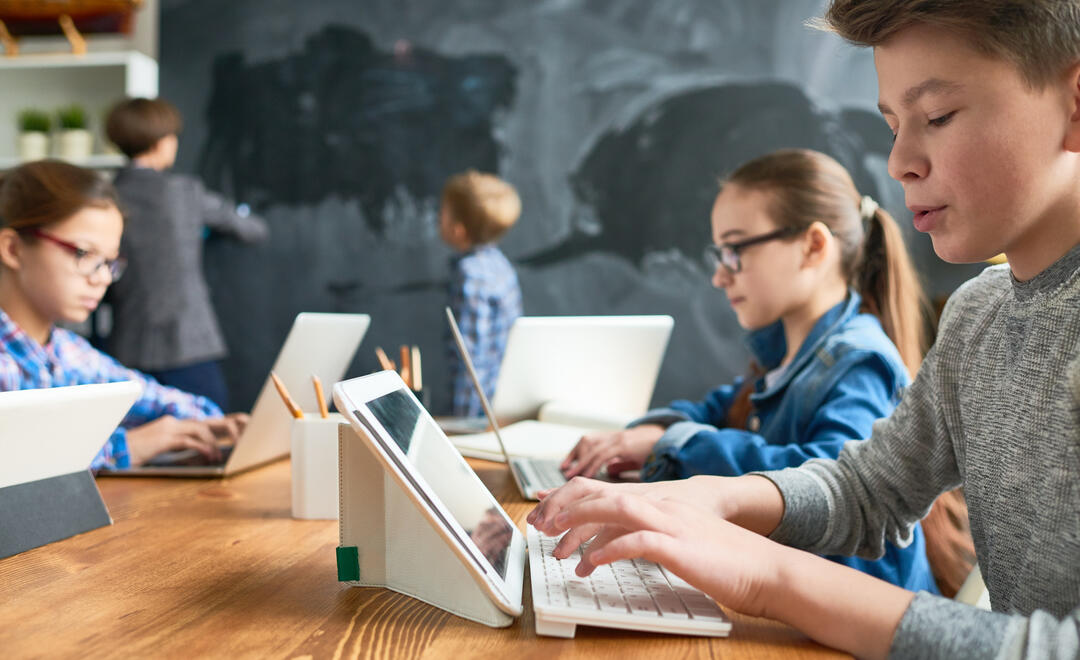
<box><xmin>527</xmin><ymin>2</ymin><xmax>1080</xmax><ymax>658</ymax></box>
<box><xmin>105</xmin><ymin>98</ymin><xmax>268</xmax><ymax>410</ymax></box>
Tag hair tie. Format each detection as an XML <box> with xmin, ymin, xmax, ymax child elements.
<box><xmin>859</xmin><ymin>195</ymin><xmax>879</xmax><ymax>223</ymax></box>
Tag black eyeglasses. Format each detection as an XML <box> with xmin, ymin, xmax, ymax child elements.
<box><xmin>703</xmin><ymin>226</ymin><xmax>804</xmax><ymax>274</ymax></box>
<box><xmin>23</xmin><ymin>228</ymin><xmax>127</xmax><ymax>281</ymax></box>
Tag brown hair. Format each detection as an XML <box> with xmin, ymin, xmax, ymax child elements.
<box><xmin>105</xmin><ymin>97</ymin><xmax>183</xmax><ymax>158</ymax></box>
<box><xmin>722</xmin><ymin>149</ymin><xmax>932</xmax><ymax>428</ymax></box>
<box><xmin>441</xmin><ymin>170</ymin><xmax>521</xmax><ymax>245</ymax></box>
<box><xmin>816</xmin><ymin>0</ymin><xmax>1080</xmax><ymax>88</ymax></box>
<box><xmin>0</xmin><ymin>160</ymin><xmax>119</xmax><ymax>233</ymax></box>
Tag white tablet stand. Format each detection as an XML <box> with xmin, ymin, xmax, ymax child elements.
<box><xmin>335</xmin><ymin>424</ymin><xmax>515</xmax><ymax>628</ymax></box>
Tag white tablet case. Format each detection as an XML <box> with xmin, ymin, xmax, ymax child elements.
<box><xmin>0</xmin><ymin>381</ymin><xmax>142</xmax><ymax>558</ymax></box>
<box><xmin>335</xmin><ymin>423</ymin><xmax>515</xmax><ymax>628</ymax></box>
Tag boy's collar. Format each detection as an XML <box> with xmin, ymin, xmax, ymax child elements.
<box><xmin>1010</xmin><ymin>241</ymin><xmax>1080</xmax><ymax>302</ymax></box>
<box><xmin>743</xmin><ymin>290</ymin><xmax>862</xmax><ymax>372</ymax></box>
<box><xmin>452</xmin><ymin>243</ymin><xmax>496</xmax><ymax>258</ymax></box>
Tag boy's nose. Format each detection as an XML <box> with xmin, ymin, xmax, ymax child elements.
<box><xmin>887</xmin><ymin>132</ymin><xmax>930</xmax><ymax>182</ymax></box>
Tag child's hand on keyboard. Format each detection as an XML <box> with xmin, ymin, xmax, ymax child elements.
<box><xmin>560</xmin><ymin>425</ymin><xmax>665</xmax><ymax>478</ymax></box>
<box><xmin>528</xmin><ymin>474</ymin><xmax>784</xmax><ymax>543</ymax></box>
<box><xmin>538</xmin><ymin>492</ymin><xmax>791</xmax><ymax>619</ymax></box>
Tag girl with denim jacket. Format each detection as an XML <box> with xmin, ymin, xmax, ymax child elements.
<box><xmin>559</xmin><ymin>149</ymin><xmax>938</xmax><ymax>592</ymax></box>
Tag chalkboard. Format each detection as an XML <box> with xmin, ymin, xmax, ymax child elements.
<box><xmin>160</xmin><ymin>0</ymin><xmax>985</xmax><ymax>413</ymax></box>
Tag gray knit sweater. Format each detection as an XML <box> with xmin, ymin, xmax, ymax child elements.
<box><xmin>763</xmin><ymin>243</ymin><xmax>1080</xmax><ymax>659</ymax></box>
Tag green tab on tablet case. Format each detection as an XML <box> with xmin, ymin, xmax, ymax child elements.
<box><xmin>337</xmin><ymin>546</ymin><xmax>360</xmax><ymax>581</ymax></box>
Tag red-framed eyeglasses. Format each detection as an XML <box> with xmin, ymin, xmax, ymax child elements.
<box><xmin>22</xmin><ymin>228</ymin><xmax>127</xmax><ymax>281</ymax></box>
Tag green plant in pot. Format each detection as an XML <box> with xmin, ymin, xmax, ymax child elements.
<box><xmin>16</xmin><ymin>109</ymin><xmax>51</xmax><ymax>162</ymax></box>
<box><xmin>56</xmin><ymin>104</ymin><xmax>92</xmax><ymax>163</ymax></box>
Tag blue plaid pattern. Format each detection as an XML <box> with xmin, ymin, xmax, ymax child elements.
<box><xmin>0</xmin><ymin>308</ymin><xmax>222</xmax><ymax>469</ymax></box>
<box><xmin>447</xmin><ymin>245</ymin><xmax>522</xmax><ymax>417</ymax></box>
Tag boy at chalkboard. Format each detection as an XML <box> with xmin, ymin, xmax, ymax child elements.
<box><xmin>440</xmin><ymin>170</ymin><xmax>522</xmax><ymax>418</ymax></box>
<box><xmin>103</xmin><ymin>97</ymin><xmax>269</xmax><ymax>411</ymax></box>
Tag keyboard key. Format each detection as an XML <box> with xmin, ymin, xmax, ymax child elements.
<box><xmin>687</xmin><ymin>607</ymin><xmax>727</xmax><ymax>622</ymax></box>
<box><xmin>626</xmin><ymin>594</ymin><xmax>659</xmax><ymax>614</ymax></box>
<box><xmin>569</xmin><ymin>593</ymin><xmax>597</xmax><ymax>608</ymax></box>
<box><xmin>654</xmin><ymin>595</ymin><xmax>690</xmax><ymax>618</ymax></box>
<box><xmin>598</xmin><ymin>594</ymin><xmax>629</xmax><ymax>613</ymax></box>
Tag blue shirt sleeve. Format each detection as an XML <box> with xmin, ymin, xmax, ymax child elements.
<box><xmin>629</xmin><ymin>379</ymin><xmax>743</xmax><ymax>429</ymax></box>
<box><xmin>666</xmin><ymin>379</ymin><xmax>743</xmax><ymax>425</ymax></box>
<box><xmin>86</xmin><ymin>349</ymin><xmax>222</xmax><ymax>469</ymax></box>
<box><xmin>642</xmin><ymin>355</ymin><xmax>897</xmax><ymax>480</ymax></box>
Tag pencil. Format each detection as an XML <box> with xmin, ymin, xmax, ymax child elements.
<box><xmin>312</xmin><ymin>375</ymin><xmax>329</xmax><ymax>419</ymax></box>
<box><xmin>411</xmin><ymin>345</ymin><xmax>422</xmax><ymax>392</ymax></box>
<box><xmin>270</xmin><ymin>371</ymin><xmax>304</xmax><ymax>419</ymax></box>
<box><xmin>375</xmin><ymin>346</ymin><xmax>396</xmax><ymax>372</ymax></box>
<box><xmin>399</xmin><ymin>344</ymin><xmax>412</xmax><ymax>389</ymax></box>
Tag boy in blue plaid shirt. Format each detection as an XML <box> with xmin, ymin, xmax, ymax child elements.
<box><xmin>440</xmin><ymin>170</ymin><xmax>522</xmax><ymax>417</ymax></box>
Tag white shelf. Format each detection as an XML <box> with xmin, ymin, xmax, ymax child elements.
<box><xmin>0</xmin><ymin>50</ymin><xmax>154</xmax><ymax>71</ymax></box>
<box><xmin>0</xmin><ymin>153</ymin><xmax>126</xmax><ymax>170</ymax></box>
<box><xmin>0</xmin><ymin>0</ymin><xmax>158</xmax><ymax>166</ymax></box>
<box><xmin>0</xmin><ymin>52</ymin><xmax>157</xmax><ymax>166</ymax></box>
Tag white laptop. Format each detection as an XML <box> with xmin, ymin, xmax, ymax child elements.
<box><xmin>99</xmin><ymin>312</ymin><xmax>370</xmax><ymax>477</ymax></box>
<box><xmin>448</xmin><ymin>314</ymin><xmax>674</xmax><ymax>469</ymax></box>
<box><xmin>334</xmin><ymin>371</ymin><xmax>731</xmax><ymax>639</ymax></box>
<box><xmin>490</xmin><ymin>315</ymin><xmax>674</xmax><ymax>422</ymax></box>
<box><xmin>447</xmin><ymin>307</ymin><xmax>575</xmax><ymax>499</ymax></box>
<box><xmin>0</xmin><ymin>381</ymin><xmax>143</xmax><ymax>488</ymax></box>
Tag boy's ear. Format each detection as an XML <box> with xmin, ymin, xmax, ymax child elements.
<box><xmin>0</xmin><ymin>228</ymin><xmax>23</xmax><ymax>271</ymax></box>
<box><xmin>1063</xmin><ymin>60</ymin><xmax>1080</xmax><ymax>153</ymax></box>
<box><xmin>802</xmin><ymin>221</ymin><xmax>830</xmax><ymax>268</ymax></box>
<box><xmin>451</xmin><ymin>220</ymin><xmax>470</xmax><ymax>246</ymax></box>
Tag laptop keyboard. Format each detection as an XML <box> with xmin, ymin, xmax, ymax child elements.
<box><xmin>519</xmin><ymin>458</ymin><xmax>568</xmax><ymax>492</ymax></box>
<box><xmin>531</xmin><ymin>529</ymin><xmax>727</xmax><ymax>621</ymax></box>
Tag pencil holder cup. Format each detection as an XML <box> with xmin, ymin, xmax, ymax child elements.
<box><xmin>291</xmin><ymin>413</ymin><xmax>345</xmax><ymax>519</ymax></box>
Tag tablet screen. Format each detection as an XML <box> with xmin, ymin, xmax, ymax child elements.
<box><xmin>367</xmin><ymin>388</ymin><xmax>514</xmax><ymax>579</ymax></box>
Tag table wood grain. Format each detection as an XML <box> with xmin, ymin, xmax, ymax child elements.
<box><xmin>0</xmin><ymin>458</ymin><xmax>848</xmax><ymax>659</ymax></box>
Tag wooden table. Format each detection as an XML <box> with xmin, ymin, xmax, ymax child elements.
<box><xmin>0</xmin><ymin>458</ymin><xmax>847</xmax><ymax>659</ymax></box>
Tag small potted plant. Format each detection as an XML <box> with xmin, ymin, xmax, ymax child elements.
<box><xmin>16</xmin><ymin>109</ymin><xmax>51</xmax><ymax>161</ymax></box>
<box><xmin>56</xmin><ymin>104</ymin><xmax>92</xmax><ymax>162</ymax></box>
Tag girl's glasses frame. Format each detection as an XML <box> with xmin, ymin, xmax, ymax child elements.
<box><xmin>703</xmin><ymin>226</ymin><xmax>803</xmax><ymax>274</ymax></box>
<box><xmin>22</xmin><ymin>228</ymin><xmax>127</xmax><ymax>281</ymax></box>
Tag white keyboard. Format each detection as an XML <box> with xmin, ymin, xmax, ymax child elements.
<box><xmin>528</xmin><ymin>526</ymin><xmax>732</xmax><ymax>639</ymax></box>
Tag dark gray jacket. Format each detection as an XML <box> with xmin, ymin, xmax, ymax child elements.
<box><xmin>107</xmin><ymin>166</ymin><xmax>268</xmax><ymax>371</ymax></box>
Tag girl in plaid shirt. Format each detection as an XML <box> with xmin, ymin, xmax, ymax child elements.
<box><xmin>0</xmin><ymin>160</ymin><xmax>245</xmax><ymax>469</ymax></box>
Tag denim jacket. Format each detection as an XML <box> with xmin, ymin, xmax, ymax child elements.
<box><xmin>634</xmin><ymin>292</ymin><xmax>938</xmax><ymax>593</ymax></box>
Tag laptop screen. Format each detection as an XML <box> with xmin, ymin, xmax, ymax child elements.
<box><xmin>367</xmin><ymin>388</ymin><xmax>514</xmax><ymax>578</ymax></box>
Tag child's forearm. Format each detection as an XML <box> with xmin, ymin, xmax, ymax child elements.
<box><xmin>763</xmin><ymin>547</ymin><xmax>915</xmax><ymax>660</ymax></box>
<box><xmin>674</xmin><ymin>474</ymin><xmax>786</xmax><ymax>536</ymax></box>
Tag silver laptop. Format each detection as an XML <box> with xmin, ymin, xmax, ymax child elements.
<box><xmin>99</xmin><ymin>312</ymin><xmax>370</xmax><ymax>477</ymax></box>
<box><xmin>446</xmin><ymin>307</ymin><xmax>576</xmax><ymax>500</ymax></box>
<box><xmin>490</xmin><ymin>314</ymin><xmax>673</xmax><ymax>422</ymax></box>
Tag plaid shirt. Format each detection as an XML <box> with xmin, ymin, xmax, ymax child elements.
<box><xmin>0</xmin><ymin>308</ymin><xmax>222</xmax><ymax>469</ymax></box>
<box><xmin>447</xmin><ymin>245</ymin><xmax>522</xmax><ymax>417</ymax></box>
